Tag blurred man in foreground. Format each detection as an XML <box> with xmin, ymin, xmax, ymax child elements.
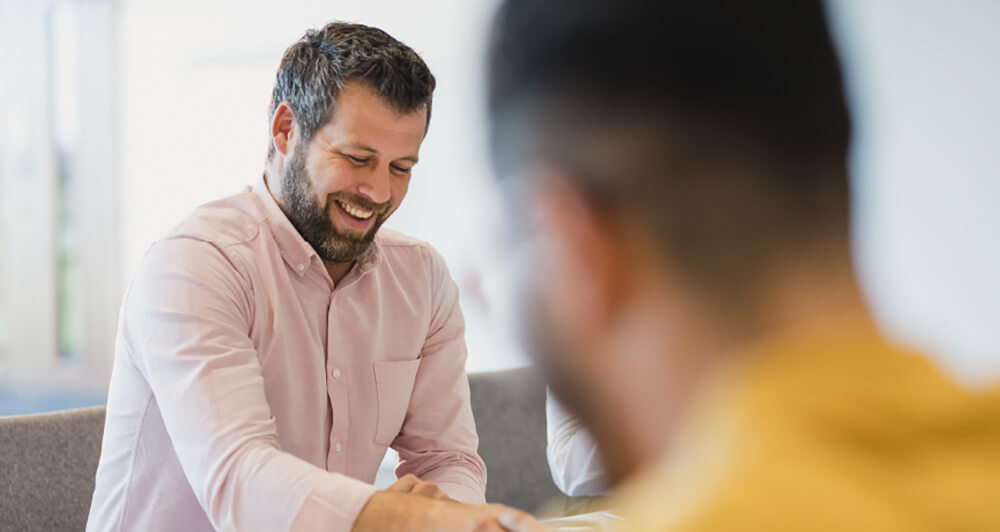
<box><xmin>488</xmin><ymin>0</ymin><xmax>1000</xmax><ymax>529</ymax></box>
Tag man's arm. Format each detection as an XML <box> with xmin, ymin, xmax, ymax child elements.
<box><xmin>390</xmin><ymin>245</ymin><xmax>488</xmax><ymax>504</ymax></box>
<box><xmin>546</xmin><ymin>391</ymin><xmax>608</xmax><ymax>497</ymax></box>
<box><xmin>125</xmin><ymin>238</ymin><xmax>376</xmax><ymax>532</ymax></box>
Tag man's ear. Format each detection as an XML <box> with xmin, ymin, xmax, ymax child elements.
<box><xmin>271</xmin><ymin>101</ymin><xmax>296</xmax><ymax>157</ymax></box>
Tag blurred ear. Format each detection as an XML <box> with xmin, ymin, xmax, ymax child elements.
<box><xmin>270</xmin><ymin>101</ymin><xmax>296</xmax><ymax>157</ymax></box>
<box><xmin>532</xmin><ymin>170</ymin><xmax>630</xmax><ymax>337</ymax></box>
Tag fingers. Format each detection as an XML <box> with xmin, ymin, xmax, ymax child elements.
<box><xmin>473</xmin><ymin>509</ymin><xmax>510</xmax><ymax>532</ymax></box>
<box><xmin>387</xmin><ymin>474</ymin><xmax>451</xmax><ymax>500</ymax></box>
<box><xmin>489</xmin><ymin>504</ymin><xmax>547</xmax><ymax>532</ymax></box>
<box><xmin>474</xmin><ymin>520</ymin><xmax>509</xmax><ymax>532</ymax></box>
<box><xmin>386</xmin><ymin>473</ymin><xmax>421</xmax><ymax>493</ymax></box>
<box><xmin>411</xmin><ymin>480</ymin><xmax>450</xmax><ymax>500</ymax></box>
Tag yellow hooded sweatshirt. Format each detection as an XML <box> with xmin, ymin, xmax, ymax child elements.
<box><xmin>614</xmin><ymin>320</ymin><xmax>1000</xmax><ymax>531</ymax></box>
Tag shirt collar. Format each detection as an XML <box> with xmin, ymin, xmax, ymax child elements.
<box><xmin>251</xmin><ymin>175</ymin><xmax>383</xmax><ymax>279</ymax></box>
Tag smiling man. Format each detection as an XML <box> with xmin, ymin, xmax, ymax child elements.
<box><xmin>87</xmin><ymin>22</ymin><xmax>538</xmax><ymax>532</ymax></box>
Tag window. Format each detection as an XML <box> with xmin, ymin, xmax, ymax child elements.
<box><xmin>0</xmin><ymin>231</ymin><xmax>6</xmax><ymax>359</ymax></box>
<box><xmin>0</xmin><ymin>0</ymin><xmax>116</xmax><ymax>410</ymax></box>
<box><xmin>52</xmin><ymin>1</ymin><xmax>84</xmax><ymax>359</ymax></box>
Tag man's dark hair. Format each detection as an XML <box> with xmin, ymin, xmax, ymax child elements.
<box><xmin>268</xmin><ymin>22</ymin><xmax>435</xmax><ymax>159</ymax></box>
<box><xmin>488</xmin><ymin>0</ymin><xmax>853</xmax><ymax>302</ymax></box>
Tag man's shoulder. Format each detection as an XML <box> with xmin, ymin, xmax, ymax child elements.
<box><xmin>377</xmin><ymin>227</ymin><xmax>441</xmax><ymax>261</ymax></box>
<box><xmin>162</xmin><ymin>187</ymin><xmax>263</xmax><ymax>249</ymax></box>
<box><xmin>375</xmin><ymin>227</ymin><xmax>452</xmax><ymax>279</ymax></box>
<box><xmin>618</xmin><ymin>451</ymin><xmax>895</xmax><ymax>532</ymax></box>
<box><xmin>376</xmin><ymin>226</ymin><xmax>428</xmax><ymax>249</ymax></box>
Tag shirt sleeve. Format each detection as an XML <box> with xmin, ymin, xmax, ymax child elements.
<box><xmin>546</xmin><ymin>390</ymin><xmax>609</xmax><ymax>497</ymax></box>
<box><xmin>123</xmin><ymin>237</ymin><xmax>376</xmax><ymax>532</ymax></box>
<box><xmin>390</xmin><ymin>245</ymin><xmax>488</xmax><ymax>504</ymax></box>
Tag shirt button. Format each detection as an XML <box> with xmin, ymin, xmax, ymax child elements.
<box><xmin>332</xmin><ymin>367</ymin><xmax>341</xmax><ymax>378</ymax></box>
<box><xmin>296</xmin><ymin>263</ymin><xmax>305</xmax><ymax>272</ymax></box>
<box><xmin>335</xmin><ymin>441</ymin><xmax>343</xmax><ymax>453</ymax></box>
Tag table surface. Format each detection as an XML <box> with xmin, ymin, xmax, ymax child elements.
<box><xmin>542</xmin><ymin>510</ymin><xmax>625</xmax><ymax>531</ymax></box>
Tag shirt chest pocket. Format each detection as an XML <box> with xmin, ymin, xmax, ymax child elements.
<box><xmin>372</xmin><ymin>359</ymin><xmax>422</xmax><ymax>445</ymax></box>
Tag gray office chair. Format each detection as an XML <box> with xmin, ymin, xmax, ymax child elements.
<box><xmin>0</xmin><ymin>406</ymin><xmax>106</xmax><ymax>531</ymax></box>
<box><xmin>468</xmin><ymin>367</ymin><xmax>566</xmax><ymax>514</ymax></box>
<box><xmin>0</xmin><ymin>368</ymin><xmax>562</xmax><ymax>530</ymax></box>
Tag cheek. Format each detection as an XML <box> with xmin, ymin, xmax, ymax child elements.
<box><xmin>308</xmin><ymin>158</ymin><xmax>357</xmax><ymax>196</ymax></box>
<box><xmin>391</xmin><ymin>176</ymin><xmax>410</xmax><ymax>201</ymax></box>
<box><xmin>526</xmin><ymin>254</ymin><xmax>595</xmax><ymax>408</ymax></box>
<box><xmin>539</xmin><ymin>231</ymin><xmax>592</xmax><ymax>331</ymax></box>
<box><xmin>529</xmin><ymin>236</ymin><xmax>593</xmax><ymax>355</ymax></box>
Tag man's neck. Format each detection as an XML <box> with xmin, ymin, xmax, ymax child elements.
<box><xmin>753</xmin><ymin>250</ymin><xmax>870</xmax><ymax>341</ymax></box>
<box><xmin>325</xmin><ymin>261</ymin><xmax>354</xmax><ymax>286</ymax></box>
<box><xmin>600</xmin><ymin>250</ymin><xmax>873</xmax><ymax>484</ymax></box>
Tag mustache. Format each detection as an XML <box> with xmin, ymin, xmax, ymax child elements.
<box><xmin>325</xmin><ymin>192</ymin><xmax>391</xmax><ymax>216</ymax></box>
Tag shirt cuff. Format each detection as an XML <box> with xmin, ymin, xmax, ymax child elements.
<box><xmin>289</xmin><ymin>473</ymin><xmax>379</xmax><ymax>532</ymax></box>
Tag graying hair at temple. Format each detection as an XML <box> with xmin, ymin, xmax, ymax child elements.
<box><xmin>266</xmin><ymin>21</ymin><xmax>436</xmax><ymax>160</ymax></box>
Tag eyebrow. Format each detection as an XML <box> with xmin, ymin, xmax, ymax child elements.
<box><xmin>342</xmin><ymin>142</ymin><xmax>419</xmax><ymax>164</ymax></box>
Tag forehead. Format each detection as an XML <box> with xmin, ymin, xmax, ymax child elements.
<box><xmin>316</xmin><ymin>82</ymin><xmax>428</xmax><ymax>150</ymax></box>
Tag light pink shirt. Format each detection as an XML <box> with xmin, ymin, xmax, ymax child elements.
<box><xmin>87</xmin><ymin>179</ymin><xmax>486</xmax><ymax>532</ymax></box>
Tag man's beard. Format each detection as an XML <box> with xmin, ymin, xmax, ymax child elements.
<box><xmin>280</xmin><ymin>144</ymin><xmax>391</xmax><ymax>263</ymax></box>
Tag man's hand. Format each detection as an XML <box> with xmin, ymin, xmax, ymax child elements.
<box><xmin>352</xmin><ymin>491</ymin><xmax>545</xmax><ymax>532</ymax></box>
<box><xmin>387</xmin><ymin>474</ymin><xmax>451</xmax><ymax>501</ymax></box>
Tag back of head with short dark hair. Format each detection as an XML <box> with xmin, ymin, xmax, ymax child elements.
<box><xmin>268</xmin><ymin>22</ymin><xmax>435</xmax><ymax>159</ymax></box>
<box><xmin>488</xmin><ymin>0</ymin><xmax>853</xmax><ymax>301</ymax></box>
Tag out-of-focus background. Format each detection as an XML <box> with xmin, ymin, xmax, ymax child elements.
<box><xmin>0</xmin><ymin>0</ymin><xmax>997</xmax><ymax>423</ymax></box>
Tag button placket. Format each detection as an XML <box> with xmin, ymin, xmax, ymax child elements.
<box><xmin>326</xmin><ymin>289</ymin><xmax>351</xmax><ymax>470</ymax></box>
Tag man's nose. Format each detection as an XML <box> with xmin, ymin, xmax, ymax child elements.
<box><xmin>356</xmin><ymin>166</ymin><xmax>392</xmax><ymax>205</ymax></box>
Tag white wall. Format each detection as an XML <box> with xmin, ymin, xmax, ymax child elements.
<box><xmin>3</xmin><ymin>0</ymin><xmax>999</xmax><ymax>394</ymax></box>
<box><xmin>829</xmin><ymin>0</ymin><xmax>1000</xmax><ymax>385</ymax></box>
<box><xmin>0</xmin><ymin>0</ymin><xmax>118</xmax><ymax>392</ymax></box>
<box><xmin>107</xmin><ymin>0</ymin><xmax>1000</xmax><ymax>489</ymax></box>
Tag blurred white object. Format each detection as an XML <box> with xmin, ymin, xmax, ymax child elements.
<box><xmin>828</xmin><ymin>0</ymin><xmax>1000</xmax><ymax>385</ymax></box>
<box><xmin>546</xmin><ymin>391</ymin><xmax>608</xmax><ymax>497</ymax></box>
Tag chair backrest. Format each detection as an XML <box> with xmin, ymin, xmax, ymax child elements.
<box><xmin>0</xmin><ymin>406</ymin><xmax>106</xmax><ymax>531</ymax></box>
<box><xmin>468</xmin><ymin>366</ymin><xmax>566</xmax><ymax>514</ymax></box>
